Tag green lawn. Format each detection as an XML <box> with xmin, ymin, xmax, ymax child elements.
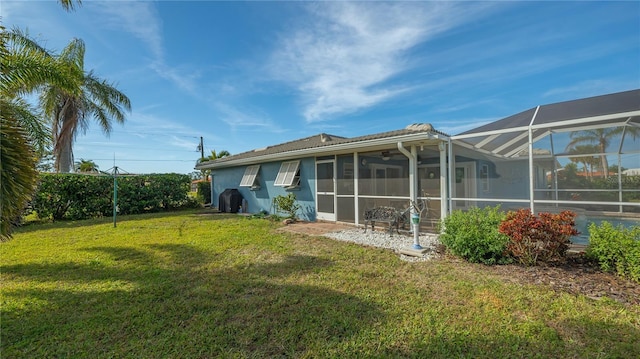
<box><xmin>2</xmin><ymin>210</ymin><xmax>639</xmax><ymax>358</ymax></box>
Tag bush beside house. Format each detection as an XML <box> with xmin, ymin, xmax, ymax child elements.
<box><xmin>440</xmin><ymin>206</ymin><xmax>639</xmax><ymax>282</ymax></box>
<box><xmin>438</xmin><ymin>206</ymin><xmax>510</xmax><ymax>265</ymax></box>
<box><xmin>587</xmin><ymin>222</ymin><xmax>640</xmax><ymax>282</ymax></box>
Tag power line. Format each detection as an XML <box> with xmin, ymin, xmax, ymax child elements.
<box><xmin>86</xmin><ymin>129</ymin><xmax>202</xmax><ymax>138</ymax></box>
<box><xmin>91</xmin><ymin>159</ymin><xmax>196</xmax><ymax>162</ymax></box>
<box><xmin>79</xmin><ymin>144</ymin><xmax>199</xmax><ymax>153</ymax></box>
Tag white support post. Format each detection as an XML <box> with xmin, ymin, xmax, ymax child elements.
<box><xmin>448</xmin><ymin>139</ymin><xmax>454</xmax><ymax>215</ymax></box>
<box><xmin>354</xmin><ymin>152</ymin><xmax>360</xmax><ymax>225</ymax></box>
<box><xmin>439</xmin><ymin>141</ymin><xmax>447</xmax><ymax>223</ymax></box>
<box><xmin>397</xmin><ymin>142</ymin><xmax>422</xmax><ymax>249</ymax></box>
<box><xmin>528</xmin><ymin>106</ymin><xmax>540</xmax><ymax>213</ymax></box>
<box><xmin>411</xmin><ymin>145</ymin><xmax>421</xmax><ymax>249</ymax></box>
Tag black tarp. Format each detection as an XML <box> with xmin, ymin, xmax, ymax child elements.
<box><xmin>218</xmin><ymin>188</ymin><xmax>243</xmax><ymax>213</ymax></box>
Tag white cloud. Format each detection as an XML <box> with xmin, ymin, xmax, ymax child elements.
<box><xmin>149</xmin><ymin>61</ymin><xmax>200</xmax><ymax>94</ymax></box>
<box><xmin>214</xmin><ymin>102</ymin><xmax>286</xmax><ymax>133</ymax></box>
<box><xmin>542</xmin><ymin>79</ymin><xmax>639</xmax><ymax>100</ymax></box>
<box><xmin>89</xmin><ymin>2</ymin><xmax>203</xmax><ymax>96</ymax></box>
<box><xmin>91</xmin><ymin>1</ymin><xmax>164</xmax><ymax>59</ymax></box>
<box><xmin>269</xmin><ymin>2</ymin><xmax>498</xmax><ymax>123</ymax></box>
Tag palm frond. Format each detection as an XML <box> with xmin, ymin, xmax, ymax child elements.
<box><xmin>58</xmin><ymin>0</ymin><xmax>83</xmax><ymax>12</ymax></box>
<box><xmin>0</xmin><ymin>116</ymin><xmax>38</xmax><ymax>239</ymax></box>
<box><xmin>1</xmin><ymin>97</ymin><xmax>50</xmax><ymax>155</ymax></box>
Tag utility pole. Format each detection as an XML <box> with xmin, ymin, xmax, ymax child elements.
<box><xmin>199</xmin><ymin>136</ymin><xmax>206</xmax><ymax>181</ymax></box>
<box><xmin>199</xmin><ymin>136</ymin><xmax>204</xmax><ymax>160</ymax></box>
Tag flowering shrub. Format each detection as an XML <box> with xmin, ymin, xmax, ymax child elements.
<box><xmin>499</xmin><ymin>209</ymin><xmax>579</xmax><ymax>266</ymax></box>
<box><xmin>587</xmin><ymin>221</ymin><xmax>640</xmax><ymax>282</ymax></box>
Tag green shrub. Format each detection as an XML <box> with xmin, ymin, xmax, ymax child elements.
<box><xmin>196</xmin><ymin>181</ymin><xmax>211</xmax><ymax>204</ymax></box>
<box><xmin>273</xmin><ymin>193</ymin><xmax>300</xmax><ymax>220</ymax></box>
<box><xmin>31</xmin><ymin>174</ymin><xmax>112</xmax><ymax>220</ymax></box>
<box><xmin>30</xmin><ymin>173</ymin><xmax>198</xmax><ymax>221</ymax></box>
<box><xmin>438</xmin><ymin>206</ymin><xmax>510</xmax><ymax>265</ymax></box>
<box><xmin>499</xmin><ymin>209</ymin><xmax>578</xmax><ymax>266</ymax></box>
<box><xmin>587</xmin><ymin>221</ymin><xmax>640</xmax><ymax>282</ymax></box>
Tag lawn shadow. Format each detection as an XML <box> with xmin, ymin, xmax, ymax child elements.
<box><xmin>2</xmin><ymin>243</ymin><xmax>383</xmax><ymax>357</ymax></box>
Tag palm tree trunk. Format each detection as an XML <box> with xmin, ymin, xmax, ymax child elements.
<box><xmin>600</xmin><ymin>155</ymin><xmax>608</xmax><ymax>179</ymax></box>
<box><xmin>54</xmin><ymin>99</ymin><xmax>78</xmax><ymax>173</ymax></box>
<box><xmin>600</xmin><ymin>142</ymin><xmax>608</xmax><ymax>179</ymax></box>
<box><xmin>57</xmin><ymin>141</ymin><xmax>74</xmax><ymax>173</ymax></box>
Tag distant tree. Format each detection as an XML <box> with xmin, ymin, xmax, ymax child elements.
<box><xmin>206</xmin><ymin>149</ymin><xmax>231</xmax><ymax>161</ymax></box>
<box><xmin>568</xmin><ymin>144</ymin><xmax>599</xmax><ymax>180</ymax></box>
<box><xmin>608</xmin><ymin>164</ymin><xmax>626</xmax><ymax>175</ymax></box>
<box><xmin>196</xmin><ymin>149</ymin><xmax>231</xmax><ymax>179</ymax></box>
<box><xmin>189</xmin><ymin>171</ymin><xmax>202</xmax><ymax>181</ymax></box>
<box><xmin>74</xmin><ymin>159</ymin><xmax>99</xmax><ymax>173</ymax></box>
<box><xmin>40</xmin><ymin>38</ymin><xmax>131</xmax><ymax>173</ymax></box>
<box><xmin>567</xmin><ymin>126</ymin><xmax>639</xmax><ymax>179</ymax></box>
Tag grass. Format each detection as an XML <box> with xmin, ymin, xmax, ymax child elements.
<box><xmin>2</xmin><ymin>210</ymin><xmax>639</xmax><ymax>358</ymax></box>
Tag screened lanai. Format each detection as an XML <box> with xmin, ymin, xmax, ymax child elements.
<box><xmin>449</xmin><ymin>89</ymin><xmax>640</xmax><ymax>219</ymax></box>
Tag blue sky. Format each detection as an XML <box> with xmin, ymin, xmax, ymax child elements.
<box><xmin>4</xmin><ymin>1</ymin><xmax>639</xmax><ymax>174</ymax></box>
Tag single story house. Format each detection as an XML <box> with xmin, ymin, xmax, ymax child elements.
<box><xmin>196</xmin><ymin>89</ymin><xmax>640</xmax><ymax>229</ymax></box>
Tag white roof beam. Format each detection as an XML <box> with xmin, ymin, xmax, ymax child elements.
<box><xmin>492</xmin><ymin>132</ymin><xmax>529</xmax><ymax>155</ymax></box>
<box><xmin>474</xmin><ymin>134</ymin><xmax>500</xmax><ymax>149</ymax></box>
<box><xmin>504</xmin><ymin>130</ymin><xmax>551</xmax><ymax>158</ymax></box>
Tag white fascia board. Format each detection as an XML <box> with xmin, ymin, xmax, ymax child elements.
<box><xmin>451</xmin><ymin>111</ymin><xmax>640</xmax><ymax>141</ymax></box>
<box><xmin>197</xmin><ymin>132</ymin><xmax>449</xmax><ymax>170</ymax></box>
<box><xmin>530</xmin><ymin>110</ymin><xmax>640</xmax><ymax>130</ymax></box>
<box><xmin>549</xmin><ymin>120</ymin><xmax>633</xmax><ymax>134</ymax></box>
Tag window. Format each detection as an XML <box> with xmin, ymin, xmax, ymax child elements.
<box><xmin>240</xmin><ymin>165</ymin><xmax>260</xmax><ymax>189</ymax></box>
<box><xmin>274</xmin><ymin>160</ymin><xmax>300</xmax><ymax>187</ymax></box>
<box><xmin>480</xmin><ymin>164</ymin><xmax>489</xmax><ymax>192</ymax></box>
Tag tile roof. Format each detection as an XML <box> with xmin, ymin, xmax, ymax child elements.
<box><xmin>197</xmin><ymin>123</ymin><xmax>448</xmax><ymax>168</ymax></box>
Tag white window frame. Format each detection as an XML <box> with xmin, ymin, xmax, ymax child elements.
<box><xmin>274</xmin><ymin>160</ymin><xmax>300</xmax><ymax>187</ymax></box>
<box><xmin>239</xmin><ymin>165</ymin><xmax>260</xmax><ymax>188</ymax></box>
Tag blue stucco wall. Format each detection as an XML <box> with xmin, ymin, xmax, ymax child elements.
<box><xmin>210</xmin><ymin>157</ymin><xmax>317</xmax><ymax>221</ymax></box>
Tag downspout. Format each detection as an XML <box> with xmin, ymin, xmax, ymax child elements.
<box><xmin>397</xmin><ymin>142</ymin><xmax>422</xmax><ymax>249</ymax></box>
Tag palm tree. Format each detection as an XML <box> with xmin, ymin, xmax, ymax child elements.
<box><xmin>40</xmin><ymin>38</ymin><xmax>131</xmax><ymax>173</ymax></box>
<box><xmin>206</xmin><ymin>149</ymin><xmax>231</xmax><ymax>161</ymax></box>
<box><xmin>1</xmin><ymin>0</ymin><xmax>89</xmax><ymax>238</ymax></box>
<box><xmin>0</xmin><ymin>27</ymin><xmax>80</xmax><ymax>239</ymax></box>
<box><xmin>196</xmin><ymin>150</ymin><xmax>231</xmax><ymax>179</ymax></box>
<box><xmin>568</xmin><ymin>126</ymin><xmax>640</xmax><ymax>179</ymax></box>
<box><xmin>567</xmin><ymin>144</ymin><xmax>599</xmax><ymax>180</ymax></box>
<box><xmin>74</xmin><ymin>158</ymin><xmax>99</xmax><ymax>173</ymax></box>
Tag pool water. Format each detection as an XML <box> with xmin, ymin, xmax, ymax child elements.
<box><xmin>572</xmin><ymin>215</ymin><xmax>640</xmax><ymax>245</ymax></box>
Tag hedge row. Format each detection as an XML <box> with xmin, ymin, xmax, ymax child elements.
<box><xmin>30</xmin><ymin>173</ymin><xmax>199</xmax><ymax>221</ymax></box>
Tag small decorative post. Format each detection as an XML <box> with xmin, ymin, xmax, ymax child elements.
<box><xmin>411</xmin><ymin>208</ymin><xmax>422</xmax><ymax>249</ymax></box>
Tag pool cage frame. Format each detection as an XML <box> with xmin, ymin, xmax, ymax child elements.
<box><xmin>448</xmin><ymin>89</ymin><xmax>640</xmax><ymax>217</ymax></box>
